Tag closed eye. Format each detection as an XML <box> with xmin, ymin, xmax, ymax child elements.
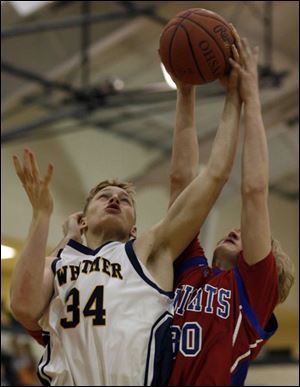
<box><xmin>98</xmin><ymin>193</ymin><xmax>109</xmax><ymax>199</ymax></box>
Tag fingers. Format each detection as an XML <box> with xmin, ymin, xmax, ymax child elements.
<box><xmin>229</xmin><ymin>23</ymin><xmax>242</xmax><ymax>51</ymax></box>
<box><xmin>43</xmin><ymin>163</ymin><xmax>54</xmax><ymax>187</ymax></box>
<box><xmin>231</xmin><ymin>44</ymin><xmax>240</xmax><ymax>63</ymax></box>
<box><xmin>229</xmin><ymin>57</ymin><xmax>242</xmax><ymax>73</ymax></box>
<box><xmin>29</xmin><ymin>151</ymin><xmax>40</xmax><ymax>183</ymax></box>
<box><xmin>23</xmin><ymin>149</ymin><xmax>33</xmax><ymax>184</ymax></box>
<box><xmin>241</xmin><ymin>37</ymin><xmax>252</xmax><ymax>57</ymax></box>
<box><xmin>71</xmin><ymin>211</ymin><xmax>84</xmax><ymax>219</ymax></box>
<box><xmin>13</xmin><ymin>149</ymin><xmax>54</xmax><ymax>188</ymax></box>
<box><xmin>12</xmin><ymin>154</ymin><xmax>25</xmax><ymax>185</ymax></box>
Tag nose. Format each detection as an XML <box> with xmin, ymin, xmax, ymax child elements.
<box><xmin>228</xmin><ymin>229</ymin><xmax>239</xmax><ymax>240</ymax></box>
<box><xmin>109</xmin><ymin>195</ymin><xmax>120</xmax><ymax>205</ymax></box>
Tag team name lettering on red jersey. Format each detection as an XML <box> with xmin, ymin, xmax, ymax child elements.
<box><xmin>173</xmin><ymin>283</ymin><xmax>231</xmax><ymax>319</ymax></box>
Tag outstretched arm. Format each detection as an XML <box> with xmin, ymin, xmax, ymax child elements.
<box><xmin>10</xmin><ymin>149</ymin><xmax>55</xmax><ymax>330</ymax></box>
<box><xmin>169</xmin><ymin>24</ymin><xmax>242</xmax><ymax>211</ymax></box>
<box><xmin>168</xmin><ymin>81</ymin><xmax>198</xmax><ymax>207</ymax></box>
<box><xmin>230</xmin><ymin>38</ymin><xmax>271</xmax><ymax>265</ymax></box>
<box><xmin>134</xmin><ymin>45</ymin><xmax>242</xmax><ymax>264</ymax></box>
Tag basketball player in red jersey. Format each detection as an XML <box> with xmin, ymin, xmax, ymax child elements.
<box><xmin>167</xmin><ymin>28</ymin><xmax>295</xmax><ymax>386</ymax></box>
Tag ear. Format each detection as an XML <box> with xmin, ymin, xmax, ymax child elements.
<box><xmin>80</xmin><ymin>216</ymin><xmax>88</xmax><ymax>232</ymax></box>
<box><xmin>130</xmin><ymin>225</ymin><xmax>137</xmax><ymax>239</ymax></box>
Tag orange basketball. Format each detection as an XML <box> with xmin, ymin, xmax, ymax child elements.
<box><xmin>159</xmin><ymin>8</ymin><xmax>235</xmax><ymax>85</ymax></box>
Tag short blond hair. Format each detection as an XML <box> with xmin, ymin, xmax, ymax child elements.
<box><xmin>83</xmin><ymin>179</ymin><xmax>136</xmax><ymax>217</ymax></box>
<box><xmin>272</xmin><ymin>238</ymin><xmax>295</xmax><ymax>304</ymax></box>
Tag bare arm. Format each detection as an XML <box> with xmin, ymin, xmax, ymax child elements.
<box><xmin>134</xmin><ymin>59</ymin><xmax>242</xmax><ymax>264</ymax></box>
<box><xmin>169</xmin><ymin>83</ymin><xmax>198</xmax><ymax>207</ymax></box>
<box><xmin>169</xmin><ymin>25</ymin><xmax>242</xmax><ymax>210</ymax></box>
<box><xmin>10</xmin><ymin>149</ymin><xmax>55</xmax><ymax>330</ymax></box>
<box><xmin>231</xmin><ymin>38</ymin><xmax>271</xmax><ymax>265</ymax></box>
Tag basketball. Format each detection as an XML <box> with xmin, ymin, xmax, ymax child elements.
<box><xmin>159</xmin><ymin>8</ymin><xmax>235</xmax><ymax>85</ymax></box>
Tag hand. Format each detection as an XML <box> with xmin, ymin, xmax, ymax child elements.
<box><xmin>62</xmin><ymin>211</ymin><xmax>86</xmax><ymax>242</ymax></box>
<box><xmin>229</xmin><ymin>31</ymin><xmax>260</xmax><ymax>102</ymax></box>
<box><xmin>171</xmin><ymin>74</ymin><xmax>195</xmax><ymax>94</ymax></box>
<box><xmin>219</xmin><ymin>24</ymin><xmax>241</xmax><ymax>94</ymax></box>
<box><xmin>13</xmin><ymin>149</ymin><xmax>54</xmax><ymax>217</ymax></box>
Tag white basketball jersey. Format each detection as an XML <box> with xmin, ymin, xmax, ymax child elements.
<box><xmin>38</xmin><ymin>239</ymin><xmax>173</xmax><ymax>386</ymax></box>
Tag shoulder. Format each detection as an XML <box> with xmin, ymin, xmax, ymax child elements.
<box><xmin>237</xmin><ymin>250</ymin><xmax>276</xmax><ymax>272</ymax></box>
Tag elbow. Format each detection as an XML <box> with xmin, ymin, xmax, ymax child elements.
<box><xmin>241</xmin><ymin>181</ymin><xmax>268</xmax><ymax>197</ymax></box>
<box><xmin>169</xmin><ymin>171</ymin><xmax>196</xmax><ymax>191</ymax></box>
<box><xmin>206</xmin><ymin>167</ymin><xmax>230</xmax><ymax>185</ymax></box>
<box><xmin>10</xmin><ymin>294</ymin><xmax>41</xmax><ymax>325</ymax></box>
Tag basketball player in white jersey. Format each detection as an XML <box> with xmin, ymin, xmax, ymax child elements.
<box><xmin>10</xmin><ymin>44</ymin><xmax>242</xmax><ymax>386</ymax></box>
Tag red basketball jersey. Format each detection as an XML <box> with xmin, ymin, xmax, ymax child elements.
<box><xmin>168</xmin><ymin>238</ymin><xmax>278</xmax><ymax>386</ymax></box>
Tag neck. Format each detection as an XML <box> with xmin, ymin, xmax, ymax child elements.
<box><xmin>84</xmin><ymin>229</ymin><xmax>129</xmax><ymax>250</ymax></box>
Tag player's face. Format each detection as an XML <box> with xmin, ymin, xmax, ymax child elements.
<box><xmin>83</xmin><ymin>186</ymin><xmax>136</xmax><ymax>240</ymax></box>
<box><xmin>212</xmin><ymin>229</ymin><xmax>242</xmax><ymax>270</ymax></box>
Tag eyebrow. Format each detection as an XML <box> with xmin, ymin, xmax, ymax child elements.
<box><xmin>98</xmin><ymin>189</ymin><xmax>132</xmax><ymax>201</ymax></box>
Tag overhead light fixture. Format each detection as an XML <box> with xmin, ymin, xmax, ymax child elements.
<box><xmin>1</xmin><ymin>244</ymin><xmax>17</xmax><ymax>260</ymax></box>
<box><xmin>9</xmin><ymin>1</ymin><xmax>52</xmax><ymax>16</ymax></box>
<box><xmin>160</xmin><ymin>63</ymin><xmax>176</xmax><ymax>90</ymax></box>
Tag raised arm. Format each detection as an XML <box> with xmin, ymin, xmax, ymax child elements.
<box><xmin>134</xmin><ymin>46</ymin><xmax>242</xmax><ymax>264</ymax></box>
<box><xmin>169</xmin><ymin>24</ymin><xmax>242</xmax><ymax>211</ymax></box>
<box><xmin>10</xmin><ymin>149</ymin><xmax>55</xmax><ymax>330</ymax></box>
<box><xmin>230</xmin><ymin>38</ymin><xmax>271</xmax><ymax>265</ymax></box>
<box><xmin>168</xmin><ymin>81</ymin><xmax>198</xmax><ymax>207</ymax></box>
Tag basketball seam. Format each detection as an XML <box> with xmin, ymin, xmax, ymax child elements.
<box><xmin>162</xmin><ymin>22</ymin><xmax>183</xmax><ymax>34</ymax></box>
<box><xmin>178</xmin><ymin>15</ymin><xmax>228</xmax><ymax>68</ymax></box>
<box><xmin>178</xmin><ymin>24</ymin><xmax>206</xmax><ymax>83</ymax></box>
<box><xmin>168</xmin><ymin>11</ymin><xmax>193</xmax><ymax>79</ymax></box>
<box><xmin>190</xmin><ymin>11</ymin><xmax>232</xmax><ymax>31</ymax></box>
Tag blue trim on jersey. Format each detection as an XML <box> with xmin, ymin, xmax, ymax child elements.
<box><xmin>212</xmin><ymin>267</ymin><xmax>223</xmax><ymax>275</ymax></box>
<box><xmin>175</xmin><ymin>256</ymin><xmax>208</xmax><ymax>278</ymax></box>
<box><xmin>51</xmin><ymin>257</ymin><xmax>61</xmax><ymax>274</ymax></box>
<box><xmin>233</xmin><ymin>268</ymin><xmax>278</xmax><ymax>339</ymax></box>
<box><xmin>51</xmin><ymin>248</ymin><xmax>63</xmax><ymax>274</ymax></box>
<box><xmin>67</xmin><ymin>238</ymin><xmax>114</xmax><ymax>255</ymax></box>
<box><xmin>125</xmin><ymin>240</ymin><xmax>174</xmax><ymax>298</ymax></box>
<box><xmin>37</xmin><ymin>338</ymin><xmax>52</xmax><ymax>386</ymax></box>
<box><xmin>144</xmin><ymin>311</ymin><xmax>173</xmax><ymax>386</ymax></box>
<box><xmin>231</xmin><ymin>359</ymin><xmax>250</xmax><ymax>386</ymax></box>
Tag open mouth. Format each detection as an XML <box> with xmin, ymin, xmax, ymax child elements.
<box><xmin>224</xmin><ymin>238</ymin><xmax>235</xmax><ymax>245</ymax></box>
<box><xmin>106</xmin><ymin>204</ymin><xmax>121</xmax><ymax>212</ymax></box>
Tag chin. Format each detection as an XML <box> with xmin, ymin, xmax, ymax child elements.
<box><xmin>213</xmin><ymin>245</ymin><xmax>239</xmax><ymax>268</ymax></box>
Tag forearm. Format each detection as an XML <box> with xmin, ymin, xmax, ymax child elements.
<box><xmin>242</xmin><ymin>94</ymin><xmax>269</xmax><ymax>193</ymax></box>
<box><xmin>170</xmin><ymin>87</ymin><xmax>198</xmax><ymax>204</ymax></box>
<box><xmin>10</xmin><ymin>212</ymin><xmax>52</xmax><ymax>321</ymax></box>
<box><xmin>207</xmin><ymin>91</ymin><xmax>241</xmax><ymax>180</ymax></box>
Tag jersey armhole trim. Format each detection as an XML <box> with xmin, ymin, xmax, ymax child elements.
<box><xmin>125</xmin><ymin>240</ymin><xmax>174</xmax><ymax>299</ymax></box>
<box><xmin>233</xmin><ymin>268</ymin><xmax>278</xmax><ymax>339</ymax></box>
<box><xmin>174</xmin><ymin>256</ymin><xmax>208</xmax><ymax>279</ymax></box>
<box><xmin>51</xmin><ymin>257</ymin><xmax>61</xmax><ymax>274</ymax></box>
<box><xmin>37</xmin><ymin>336</ymin><xmax>52</xmax><ymax>386</ymax></box>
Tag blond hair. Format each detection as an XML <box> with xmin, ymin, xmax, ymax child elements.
<box><xmin>83</xmin><ymin>179</ymin><xmax>136</xmax><ymax>217</ymax></box>
<box><xmin>272</xmin><ymin>238</ymin><xmax>295</xmax><ymax>304</ymax></box>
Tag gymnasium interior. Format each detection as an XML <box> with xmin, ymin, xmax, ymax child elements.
<box><xmin>1</xmin><ymin>1</ymin><xmax>299</xmax><ymax>386</ymax></box>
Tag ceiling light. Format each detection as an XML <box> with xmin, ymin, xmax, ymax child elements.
<box><xmin>1</xmin><ymin>244</ymin><xmax>16</xmax><ymax>260</ymax></box>
<box><xmin>9</xmin><ymin>1</ymin><xmax>52</xmax><ymax>16</ymax></box>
